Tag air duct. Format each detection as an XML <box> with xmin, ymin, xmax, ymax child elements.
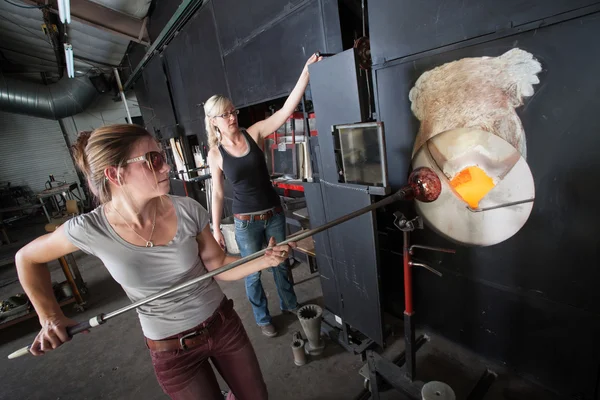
<box><xmin>0</xmin><ymin>73</ymin><xmax>98</xmax><ymax>120</ymax></box>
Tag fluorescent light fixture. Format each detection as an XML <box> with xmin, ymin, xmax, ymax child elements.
<box><xmin>57</xmin><ymin>0</ymin><xmax>71</xmax><ymax>24</ymax></box>
<box><xmin>64</xmin><ymin>0</ymin><xmax>71</xmax><ymax>24</ymax></box>
<box><xmin>64</xmin><ymin>43</ymin><xmax>74</xmax><ymax>78</ymax></box>
<box><xmin>67</xmin><ymin>48</ymin><xmax>74</xmax><ymax>78</ymax></box>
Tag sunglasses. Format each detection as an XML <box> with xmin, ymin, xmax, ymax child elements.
<box><xmin>126</xmin><ymin>151</ymin><xmax>166</xmax><ymax>171</ymax></box>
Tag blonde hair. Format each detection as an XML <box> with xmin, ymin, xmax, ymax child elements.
<box><xmin>203</xmin><ymin>94</ymin><xmax>233</xmax><ymax>149</ymax></box>
<box><xmin>71</xmin><ymin>124</ymin><xmax>153</xmax><ymax>204</ymax></box>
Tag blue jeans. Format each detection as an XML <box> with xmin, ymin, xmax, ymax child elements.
<box><xmin>234</xmin><ymin>211</ymin><xmax>298</xmax><ymax>326</ymax></box>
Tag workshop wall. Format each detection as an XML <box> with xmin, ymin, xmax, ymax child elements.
<box><xmin>130</xmin><ymin>0</ymin><xmax>344</xmax><ymax>219</ymax></box>
<box><xmin>213</xmin><ymin>0</ymin><xmax>342</xmax><ymax>108</ymax></box>
<box><xmin>146</xmin><ymin>0</ymin><xmax>184</xmax><ymax>42</ymax></box>
<box><xmin>132</xmin><ymin>0</ymin><xmax>343</xmax><ymax>138</ymax></box>
<box><xmin>370</xmin><ymin>1</ymin><xmax>600</xmax><ymax>397</ymax></box>
<box><xmin>163</xmin><ymin>2</ymin><xmax>228</xmax><ymax>140</ymax></box>
<box><xmin>0</xmin><ymin>111</ymin><xmax>81</xmax><ymax>193</ymax></box>
<box><xmin>139</xmin><ymin>55</ymin><xmax>179</xmax><ymax>139</ymax></box>
<box><xmin>60</xmin><ymin>92</ymin><xmax>142</xmax><ymax>145</ymax></box>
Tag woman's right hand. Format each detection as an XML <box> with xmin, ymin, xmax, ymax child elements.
<box><xmin>302</xmin><ymin>53</ymin><xmax>323</xmax><ymax>76</ymax></box>
<box><xmin>213</xmin><ymin>229</ymin><xmax>226</xmax><ymax>251</ymax></box>
<box><xmin>30</xmin><ymin>314</ymin><xmax>78</xmax><ymax>356</ymax></box>
<box><xmin>263</xmin><ymin>237</ymin><xmax>297</xmax><ymax>267</ymax></box>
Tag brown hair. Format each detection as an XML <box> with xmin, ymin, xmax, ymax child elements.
<box><xmin>71</xmin><ymin>124</ymin><xmax>153</xmax><ymax>203</ymax></box>
<box><xmin>203</xmin><ymin>94</ymin><xmax>233</xmax><ymax>149</ymax></box>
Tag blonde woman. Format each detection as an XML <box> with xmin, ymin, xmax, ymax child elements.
<box><xmin>204</xmin><ymin>53</ymin><xmax>322</xmax><ymax>337</ymax></box>
<box><xmin>15</xmin><ymin>124</ymin><xmax>294</xmax><ymax>400</ymax></box>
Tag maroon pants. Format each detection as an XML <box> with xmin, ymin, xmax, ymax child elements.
<box><xmin>148</xmin><ymin>299</ymin><xmax>268</xmax><ymax>400</ymax></box>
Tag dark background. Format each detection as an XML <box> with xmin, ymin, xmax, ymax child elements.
<box><xmin>370</xmin><ymin>2</ymin><xmax>600</xmax><ymax>397</ymax></box>
<box><xmin>130</xmin><ymin>0</ymin><xmax>600</xmax><ymax>397</ymax></box>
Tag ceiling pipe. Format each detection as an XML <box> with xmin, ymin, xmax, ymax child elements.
<box><xmin>0</xmin><ymin>72</ymin><xmax>97</xmax><ymax>120</ymax></box>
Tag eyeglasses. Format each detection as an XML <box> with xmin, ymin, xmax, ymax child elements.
<box><xmin>126</xmin><ymin>151</ymin><xmax>166</xmax><ymax>171</ymax></box>
<box><xmin>216</xmin><ymin>109</ymin><xmax>239</xmax><ymax>119</ymax></box>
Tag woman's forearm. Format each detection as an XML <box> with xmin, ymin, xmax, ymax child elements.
<box><xmin>211</xmin><ymin>189</ymin><xmax>224</xmax><ymax>227</ymax></box>
<box><xmin>251</xmin><ymin>54</ymin><xmax>320</xmax><ymax>138</ymax></box>
<box><xmin>15</xmin><ymin>252</ymin><xmax>63</xmax><ymax>321</ymax></box>
<box><xmin>280</xmin><ymin>70</ymin><xmax>309</xmax><ymax>116</ymax></box>
<box><xmin>214</xmin><ymin>255</ymin><xmax>269</xmax><ymax>281</ymax></box>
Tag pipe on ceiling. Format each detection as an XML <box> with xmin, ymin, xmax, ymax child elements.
<box><xmin>0</xmin><ymin>73</ymin><xmax>98</xmax><ymax>120</ymax></box>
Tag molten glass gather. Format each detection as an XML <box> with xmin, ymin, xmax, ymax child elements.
<box><xmin>450</xmin><ymin>166</ymin><xmax>495</xmax><ymax>209</ymax></box>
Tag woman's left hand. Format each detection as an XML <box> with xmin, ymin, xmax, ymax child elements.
<box><xmin>302</xmin><ymin>53</ymin><xmax>324</xmax><ymax>76</ymax></box>
<box><xmin>264</xmin><ymin>237</ymin><xmax>297</xmax><ymax>267</ymax></box>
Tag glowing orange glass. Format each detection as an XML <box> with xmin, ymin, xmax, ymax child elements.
<box><xmin>450</xmin><ymin>166</ymin><xmax>495</xmax><ymax>209</ymax></box>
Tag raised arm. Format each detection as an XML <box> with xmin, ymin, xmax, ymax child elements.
<box><xmin>247</xmin><ymin>53</ymin><xmax>322</xmax><ymax>140</ymax></box>
<box><xmin>15</xmin><ymin>225</ymin><xmax>82</xmax><ymax>355</ymax></box>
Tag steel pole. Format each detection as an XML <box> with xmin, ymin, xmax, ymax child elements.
<box><xmin>9</xmin><ymin>166</ymin><xmax>442</xmax><ymax>359</ymax></box>
<box><xmin>8</xmin><ymin>189</ymin><xmax>409</xmax><ymax>359</ymax></box>
<box><xmin>104</xmin><ymin>188</ymin><xmax>409</xmax><ymax>321</ymax></box>
<box><xmin>114</xmin><ymin>68</ymin><xmax>132</xmax><ymax>124</ymax></box>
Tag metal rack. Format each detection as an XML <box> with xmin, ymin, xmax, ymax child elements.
<box><xmin>356</xmin><ymin>213</ymin><xmax>497</xmax><ymax>400</ymax></box>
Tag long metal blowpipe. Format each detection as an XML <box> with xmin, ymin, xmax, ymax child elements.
<box><xmin>8</xmin><ymin>167</ymin><xmax>441</xmax><ymax>359</ymax></box>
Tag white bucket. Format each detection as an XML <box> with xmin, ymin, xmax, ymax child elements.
<box><xmin>220</xmin><ymin>217</ymin><xmax>239</xmax><ymax>255</ymax></box>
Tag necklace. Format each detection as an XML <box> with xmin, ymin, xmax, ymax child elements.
<box><xmin>110</xmin><ymin>201</ymin><xmax>157</xmax><ymax>248</ymax></box>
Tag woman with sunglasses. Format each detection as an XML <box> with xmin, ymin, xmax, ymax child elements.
<box><xmin>204</xmin><ymin>53</ymin><xmax>322</xmax><ymax>337</ymax></box>
<box><xmin>15</xmin><ymin>124</ymin><xmax>294</xmax><ymax>400</ymax></box>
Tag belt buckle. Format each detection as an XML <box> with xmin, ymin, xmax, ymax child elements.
<box><xmin>259</xmin><ymin>213</ymin><xmax>266</xmax><ymax>220</ymax></box>
<box><xmin>179</xmin><ymin>329</ymin><xmax>205</xmax><ymax>350</ymax></box>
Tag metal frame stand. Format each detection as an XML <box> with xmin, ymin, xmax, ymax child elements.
<box><xmin>365</xmin><ymin>346</ymin><xmax>497</xmax><ymax>400</ymax></box>
<box><xmin>358</xmin><ymin>213</ymin><xmax>496</xmax><ymax>399</ymax></box>
<box><xmin>366</xmin><ymin>337</ymin><xmax>428</xmax><ymax>399</ymax></box>
<box><xmin>393</xmin><ymin>212</ymin><xmax>452</xmax><ymax>380</ymax></box>
<box><xmin>321</xmin><ymin>310</ymin><xmax>375</xmax><ymax>357</ymax></box>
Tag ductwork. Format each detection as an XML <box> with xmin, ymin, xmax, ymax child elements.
<box><xmin>0</xmin><ymin>74</ymin><xmax>98</xmax><ymax>120</ymax></box>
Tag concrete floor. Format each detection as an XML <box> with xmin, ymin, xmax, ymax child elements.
<box><xmin>0</xmin><ymin>216</ymin><xmax>566</xmax><ymax>400</ymax></box>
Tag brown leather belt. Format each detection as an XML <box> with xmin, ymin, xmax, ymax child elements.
<box><xmin>234</xmin><ymin>206</ymin><xmax>283</xmax><ymax>221</ymax></box>
<box><xmin>145</xmin><ymin>298</ymin><xmax>233</xmax><ymax>352</ymax></box>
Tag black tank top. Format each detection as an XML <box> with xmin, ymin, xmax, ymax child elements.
<box><xmin>218</xmin><ymin>130</ymin><xmax>281</xmax><ymax>214</ymax></box>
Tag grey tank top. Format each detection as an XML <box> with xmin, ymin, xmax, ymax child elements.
<box><xmin>64</xmin><ymin>195</ymin><xmax>224</xmax><ymax>340</ymax></box>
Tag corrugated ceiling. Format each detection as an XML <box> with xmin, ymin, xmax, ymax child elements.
<box><xmin>0</xmin><ymin>1</ymin><xmax>57</xmax><ymax>74</ymax></box>
<box><xmin>0</xmin><ymin>0</ymin><xmax>151</xmax><ymax>78</ymax></box>
<box><xmin>88</xmin><ymin>0</ymin><xmax>151</xmax><ymax>19</ymax></box>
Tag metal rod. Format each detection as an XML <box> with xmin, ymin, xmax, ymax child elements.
<box><xmin>103</xmin><ymin>189</ymin><xmax>408</xmax><ymax>321</ymax></box>
<box><xmin>409</xmin><ymin>244</ymin><xmax>455</xmax><ymax>255</ymax></box>
<box><xmin>403</xmin><ymin>231</ymin><xmax>413</xmax><ymax>315</ymax></box>
<box><xmin>9</xmin><ymin>167</ymin><xmax>443</xmax><ymax>359</ymax></box>
<box><xmin>404</xmin><ymin>313</ymin><xmax>416</xmax><ymax>381</ymax></box>
<box><xmin>114</xmin><ymin>68</ymin><xmax>132</xmax><ymax>124</ymax></box>
<box><xmin>409</xmin><ymin>262</ymin><xmax>443</xmax><ymax>277</ymax></box>
<box><xmin>361</xmin><ymin>0</ymin><xmax>366</xmax><ymax>37</ymax></box>
<box><xmin>403</xmin><ymin>230</ymin><xmax>416</xmax><ymax>380</ymax></box>
<box><xmin>467</xmin><ymin>198</ymin><xmax>534</xmax><ymax>213</ymax></box>
<box><xmin>9</xmin><ymin>188</ymin><xmax>407</xmax><ymax>359</ymax></box>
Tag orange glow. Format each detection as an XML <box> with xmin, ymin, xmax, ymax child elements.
<box><xmin>450</xmin><ymin>166</ymin><xmax>495</xmax><ymax>209</ymax></box>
